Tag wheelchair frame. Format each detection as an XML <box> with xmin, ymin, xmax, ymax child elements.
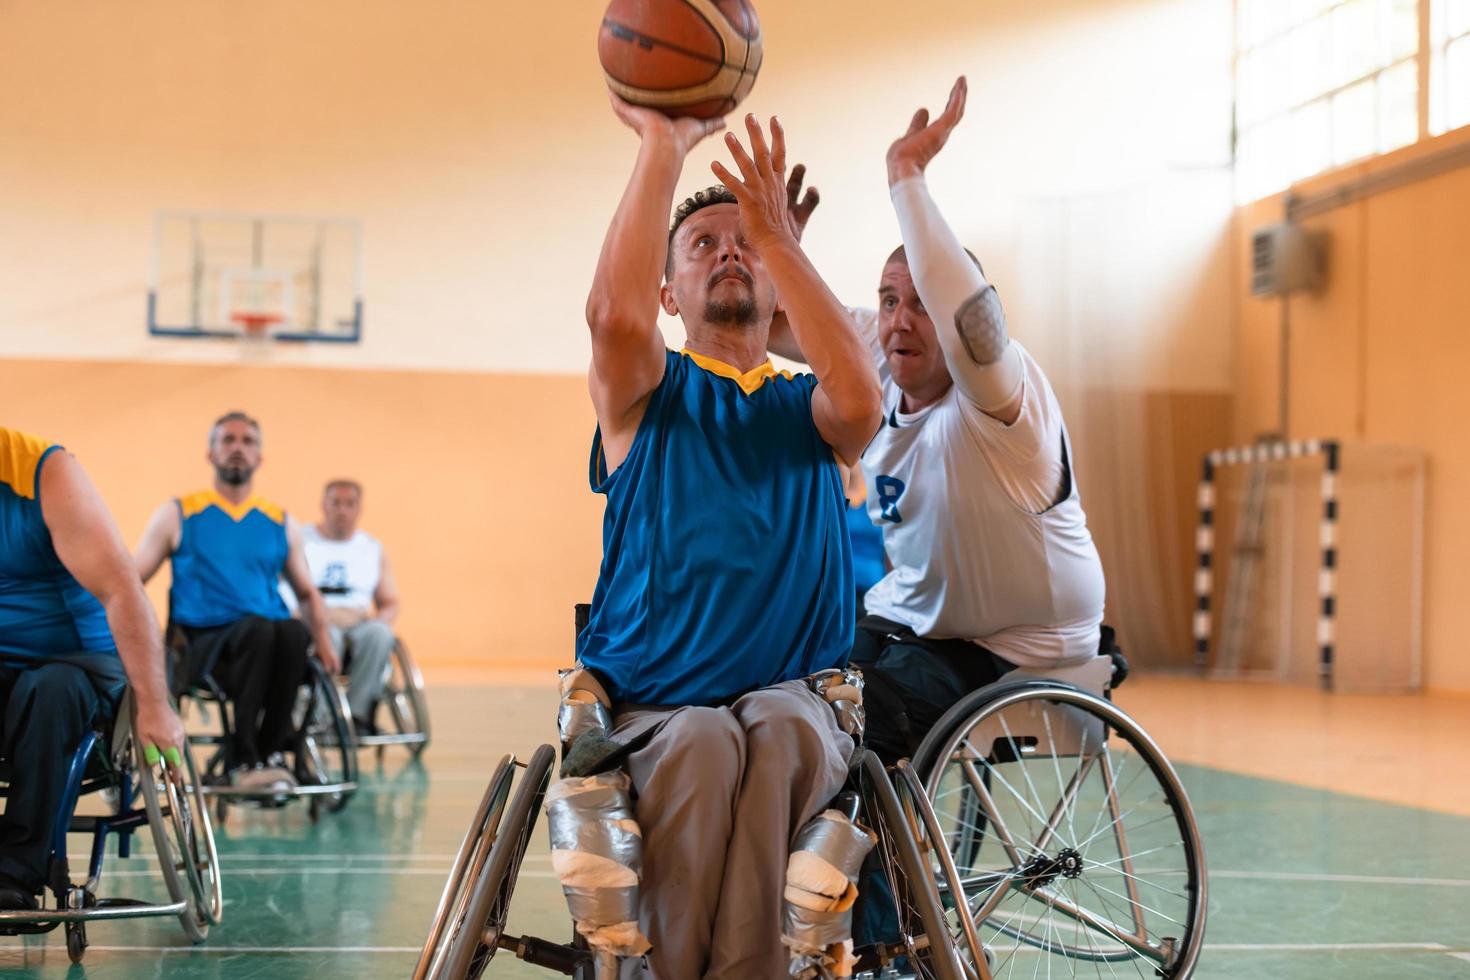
<box><xmin>414</xmin><ymin>743</ymin><xmax>982</xmax><ymax>980</ymax></box>
<box><xmin>177</xmin><ymin>655</ymin><xmax>360</xmax><ymax>824</ymax></box>
<box><xmin>0</xmin><ymin>691</ymin><xmax>224</xmax><ymax>963</ymax></box>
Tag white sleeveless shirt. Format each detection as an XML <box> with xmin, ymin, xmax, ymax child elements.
<box><xmin>301</xmin><ymin>526</ymin><xmax>382</xmax><ymax>611</ymax></box>
<box><xmin>852</xmin><ymin>308</ymin><xmax>1105</xmax><ymax>667</ymax></box>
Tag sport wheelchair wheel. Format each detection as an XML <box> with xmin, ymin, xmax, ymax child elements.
<box><xmin>416</xmin><ymin>744</ymin><xmax>555</xmax><ymax>980</ymax></box>
<box><xmin>858</xmin><ymin>749</ymin><xmax>970</xmax><ymax>980</ymax></box>
<box><xmin>384</xmin><ymin>639</ymin><xmax>431</xmax><ymax>759</ymax></box>
<box><xmin>298</xmin><ymin>658</ymin><xmax>359</xmax><ymax>819</ymax></box>
<box><xmin>915</xmin><ymin>683</ymin><xmax>1207</xmax><ymax>979</ymax></box>
<box><xmin>132</xmin><ymin>710</ymin><xmax>223</xmax><ymax>942</ymax></box>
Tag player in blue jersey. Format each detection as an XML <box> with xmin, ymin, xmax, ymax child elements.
<box><xmin>0</xmin><ymin>427</ymin><xmax>184</xmax><ymax>912</ymax></box>
<box><xmin>135</xmin><ymin>412</ymin><xmax>336</xmax><ymax>793</ymax></box>
<box><xmin>575</xmin><ymin>95</ymin><xmax>882</xmax><ymax>979</ymax></box>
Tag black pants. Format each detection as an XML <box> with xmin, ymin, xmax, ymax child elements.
<box><xmin>178</xmin><ymin>616</ymin><xmax>310</xmax><ymax>769</ymax></box>
<box><xmin>851</xmin><ymin>615</ymin><xmax>1016</xmax><ymax>767</ymax></box>
<box><xmin>850</xmin><ymin>616</ymin><xmax>1016</xmax><ymax>950</ymax></box>
<box><xmin>0</xmin><ymin>662</ymin><xmax>112</xmax><ymax>891</ymax></box>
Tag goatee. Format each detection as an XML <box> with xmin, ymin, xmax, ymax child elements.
<box><xmin>704</xmin><ymin>297</ymin><xmax>758</xmax><ymax>327</ymax></box>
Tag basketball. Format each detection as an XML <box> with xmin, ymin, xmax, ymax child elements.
<box><xmin>599</xmin><ymin>0</ymin><xmax>763</xmax><ymax>120</ymax></box>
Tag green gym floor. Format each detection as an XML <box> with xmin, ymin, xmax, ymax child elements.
<box><xmin>3</xmin><ymin>679</ymin><xmax>1469</xmax><ymax>979</ymax></box>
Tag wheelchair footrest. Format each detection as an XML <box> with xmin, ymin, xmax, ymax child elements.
<box><xmin>0</xmin><ymin>897</ymin><xmax>188</xmax><ymax>925</ymax></box>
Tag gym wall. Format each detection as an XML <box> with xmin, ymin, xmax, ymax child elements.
<box><xmin>1235</xmin><ymin>124</ymin><xmax>1470</xmax><ymax>694</ymax></box>
<box><xmin>0</xmin><ymin>0</ymin><xmax>1236</xmax><ymax>673</ymax></box>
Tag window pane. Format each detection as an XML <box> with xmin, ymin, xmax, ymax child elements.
<box><xmin>1290</xmin><ymin>18</ymin><xmax>1334</xmax><ymax>105</ymax></box>
<box><xmin>1448</xmin><ymin>34</ymin><xmax>1470</xmax><ymax>129</ymax></box>
<box><xmin>1446</xmin><ymin>0</ymin><xmax>1470</xmax><ymax>40</ymax></box>
<box><xmin>1334</xmin><ymin>0</ymin><xmax>1382</xmax><ymax>85</ymax></box>
<box><xmin>1379</xmin><ymin>59</ymin><xmax>1420</xmax><ymax>149</ymax></box>
<box><xmin>1294</xmin><ymin>100</ymin><xmax>1334</xmax><ymax>178</ymax></box>
<box><xmin>1259</xmin><ymin>35</ymin><xmax>1295</xmax><ymax>119</ymax></box>
<box><xmin>1382</xmin><ymin>0</ymin><xmax>1419</xmax><ymax>62</ymax></box>
<box><xmin>1333</xmin><ymin>77</ymin><xmax>1379</xmax><ymax>162</ymax></box>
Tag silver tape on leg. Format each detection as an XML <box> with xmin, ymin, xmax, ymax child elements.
<box><xmin>783</xmin><ymin>809</ymin><xmax>876</xmax><ymax>965</ymax></box>
<box><xmin>545</xmin><ymin>772</ymin><xmax>650</xmax><ymax>957</ymax></box>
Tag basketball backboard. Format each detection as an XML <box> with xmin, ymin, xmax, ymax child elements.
<box><xmin>147</xmin><ymin>211</ymin><xmax>363</xmax><ymax>343</ymax></box>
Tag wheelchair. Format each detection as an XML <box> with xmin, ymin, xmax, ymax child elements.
<box><xmin>349</xmin><ymin>636</ymin><xmax>431</xmax><ymax>761</ymax></box>
<box><xmin>0</xmin><ymin>690</ymin><xmax>223</xmax><ymax>963</ymax></box>
<box><xmin>167</xmin><ymin>625</ymin><xmax>359</xmax><ymax>823</ymax></box>
<box><xmin>903</xmin><ymin>640</ymin><xmax>1209</xmax><ymax>978</ymax></box>
<box><xmin>415</xmin><ymin>617</ymin><xmax>1206</xmax><ymax>979</ymax></box>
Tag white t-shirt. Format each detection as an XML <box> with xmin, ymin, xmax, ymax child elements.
<box><xmin>301</xmin><ymin>526</ymin><xmax>383</xmax><ymax>612</ymax></box>
<box><xmin>852</xmin><ymin>307</ymin><xmax>1106</xmax><ymax>666</ymax></box>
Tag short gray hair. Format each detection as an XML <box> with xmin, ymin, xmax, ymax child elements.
<box><xmin>209</xmin><ymin>411</ymin><xmax>261</xmax><ymax>448</ymax></box>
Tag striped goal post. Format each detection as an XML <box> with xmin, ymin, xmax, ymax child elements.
<box><xmin>1194</xmin><ymin>438</ymin><xmax>1341</xmax><ymax>690</ymax></box>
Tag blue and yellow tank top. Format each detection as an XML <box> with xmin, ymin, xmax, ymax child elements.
<box><xmin>576</xmin><ymin>349</ymin><xmax>854</xmax><ymax>707</ymax></box>
<box><xmin>0</xmin><ymin>428</ymin><xmax>116</xmax><ymax>660</ymax></box>
<box><xmin>170</xmin><ymin>490</ymin><xmax>290</xmax><ymax>629</ymax></box>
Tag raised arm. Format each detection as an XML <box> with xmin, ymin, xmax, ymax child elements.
<box><xmin>283</xmin><ymin>515</ymin><xmax>339</xmax><ymax>674</ymax></box>
<box><xmin>712</xmin><ymin>116</ymin><xmax>882</xmax><ymax>463</ymax></box>
<box><xmin>766</xmin><ymin>165</ymin><xmax>821</xmax><ymax>363</ymax></box>
<box><xmin>887</xmin><ymin>77</ymin><xmax>1023</xmax><ymax>424</ymax></box>
<box><xmin>41</xmin><ymin>452</ymin><xmax>185</xmax><ymax>764</ymax></box>
<box><xmin>586</xmin><ymin>94</ymin><xmax>726</xmax><ymax>470</ymax></box>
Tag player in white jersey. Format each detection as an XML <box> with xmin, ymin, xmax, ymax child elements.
<box><xmin>771</xmin><ymin>77</ymin><xmax>1107</xmax><ymax>766</ymax></box>
<box><xmin>303</xmin><ymin>480</ymin><xmax>401</xmax><ymax>733</ymax></box>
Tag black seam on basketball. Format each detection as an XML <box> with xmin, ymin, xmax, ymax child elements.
<box><xmin>603</xmin><ymin>17</ymin><xmax>725</xmax><ymax>70</ymax></box>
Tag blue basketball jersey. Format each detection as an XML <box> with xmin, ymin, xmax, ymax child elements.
<box><xmin>577</xmin><ymin>349</ymin><xmax>854</xmax><ymax>707</ymax></box>
<box><xmin>170</xmin><ymin>490</ymin><xmax>291</xmax><ymax>628</ymax></box>
<box><xmin>0</xmin><ymin>428</ymin><xmax>116</xmax><ymax>661</ymax></box>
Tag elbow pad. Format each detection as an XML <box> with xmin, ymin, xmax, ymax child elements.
<box><xmin>954</xmin><ymin>284</ymin><xmax>1010</xmax><ymax>366</ymax></box>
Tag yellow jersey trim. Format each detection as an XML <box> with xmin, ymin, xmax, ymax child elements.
<box><xmin>680</xmin><ymin>348</ymin><xmax>793</xmax><ymax>395</ymax></box>
<box><xmin>0</xmin><ymin>427</ymin><xmax>54</xmax><ymax>501</ymax></box>
<box><xmin>178</xmin><ymin>489</ymin><xmax>286</xmax><ymax>525</ymax></box>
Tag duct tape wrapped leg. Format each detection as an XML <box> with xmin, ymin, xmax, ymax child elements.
<box><xmin>784</xmin><ymin>808</ymin><xmax>876</xmax><ymax>979</ymax></box>
<box><xmin>544</xmin><ymin>771</ymin><xmax>651</xmax><ymax>966</ymax></box>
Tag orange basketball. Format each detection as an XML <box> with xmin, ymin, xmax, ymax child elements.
<box><xmin>598</xmin><ymin>0</ymin><xmax>763</xmax><ymax>120</ymax></box>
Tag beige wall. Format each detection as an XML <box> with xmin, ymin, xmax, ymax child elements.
<box><xmin>0</xmin><ymin>0</ymin><xmax>1238</xmax><ymax>672</ymax></box>
<box><xmin>1234</xmin><ymin>126</ymin><xmax>1470</xmax><ymax>693</ymax></box>
<box><xmin>0</xmin><ymin>360</ymin><xmax>603</xmax><ymax>672</ymax></box>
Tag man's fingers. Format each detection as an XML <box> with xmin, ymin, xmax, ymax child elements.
<box><xmin>938</xmin><ymin>75</ymin><xmax>967</xmax><ymax>128</ymax></box>
<box><xmin>798</xmin><ymin>186</ymin><xmax>820</xmax><ymax>218</ymax></box>
<box><xmin>744</xmin><ymin>114</ymin><xmax>773</xmax><ymax>180</ymax></box>
<box><xmin>907</xmin><ymin>108</ymin><xmax>929</xmax><ymax>138</ymax></box>
<box><xmin>787</xmin><ymin>163</ymin><xmax>807</xmax><ymax>207</ymax></box>
<box><xmin>711</xmin><ymin>159</ymin><xmax>747</xmax><ymax>196</ymax></box>
<box><xmin>722</xmin><ymin>132</ymin><xmax>758</xmax><ymax>182</ymax></box>
<box><xmin>769</xmin><ymin>116</ymin><xmax>787</xmax><ymax>176</ymax></box>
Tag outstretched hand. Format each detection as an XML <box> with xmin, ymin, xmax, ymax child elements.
<box><xmin>608</xmin><ymin>90</ymin><xmax>727</xmax><ymax>159</ymax></box>
<box><xmin>786</xmin><ymin>163</ymin><xmax>820</xmax><ymax>242</ymax></box>
<box><xmin>887</xmin><ymin>76</ymin><xmax>967</xmax><ymax>185</ymax></box>
<box><xmin>711</xmin><ymin>114</ymin><xmax>800</xmax><ymax>252</ymax></box>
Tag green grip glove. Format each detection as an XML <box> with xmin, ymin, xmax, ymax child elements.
<box><xmin>144</xmin><ymin>745</ymin><xmax>184</xmax><ymax>767</ymax></box>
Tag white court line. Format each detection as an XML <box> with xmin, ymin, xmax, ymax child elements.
<box><xmin>1450</xmin><ymin>952</ymin><xmax>1470</xmax><ymax>962</ymax></box>
<box><xmin>1213</xmin><ymin>870</ymin><xmax>1470</xmax><ymax>888</ymax></box>
<box><xmin>1206</xmin><ymin>942</ymin><xmax>1449</xmax><ymax>951</ymax></box>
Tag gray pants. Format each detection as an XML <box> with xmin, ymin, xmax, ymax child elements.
<box><xmin>613</xmin><ymin>678</ymin><xmax>854</xmax><ymax>979</ymax></box>
<box><xmin>327</xmin><ymin>620</ymin><xmax>395</xmax><ymax>721</ymax></box>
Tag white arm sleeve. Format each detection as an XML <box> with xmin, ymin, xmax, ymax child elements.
<box><xmin>890</xmin><ymin>176</ymin><xmax>1023</xmax><ymax>414</ymax></box>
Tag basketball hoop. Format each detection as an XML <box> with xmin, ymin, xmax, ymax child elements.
<box><xmin>228</xmin><ymin>311</ymin><xmax>284</xmax><ymax>340</ymax></box>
